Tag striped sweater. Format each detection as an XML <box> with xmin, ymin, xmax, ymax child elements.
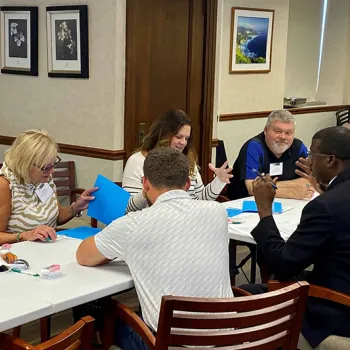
<box><xmin>0</xmin><ymin>163</ymin><xmax>59</xmax><ymax>234</ymax></box>
<box><xmin>122</xmin><ymin>151</ymin><xmax>226</xmax><ymax>213</ymax></box>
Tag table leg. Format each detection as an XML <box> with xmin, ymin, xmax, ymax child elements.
<box><xmin>40</xmin><ymin>316</ymin><xmax>51</xmax><ymax>342</ymax></box>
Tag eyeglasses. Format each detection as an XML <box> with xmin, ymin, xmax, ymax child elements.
<box><xmin>35</xmin><ymin>156</ymin><xmax>61</xmax><ymax>173</ymax></box>
<box><xmin>307</xmin><ymin>150</ymin><xmax>331</xmax><ymax>160</ymax></box>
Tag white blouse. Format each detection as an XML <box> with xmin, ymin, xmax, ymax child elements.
<box><xmin>122</xmin><ymin>151</ymin><xmax>226</xmax><ymax>212</ymax></box>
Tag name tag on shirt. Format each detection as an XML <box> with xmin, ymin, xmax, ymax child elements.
<box><xmin>35</xmin><ymin>183</ymin><xmax>54</xmax><ymax>203</ymax></box>
<box><xmin>269</xmin><ymin>162</ymin><xmax>283</xmax><ymax>176</ymax></box>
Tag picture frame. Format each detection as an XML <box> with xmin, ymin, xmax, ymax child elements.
<box><xmin>229</xmin><ymin>7</ymin><xmax>274</xmax><ymax>74</ymax></box>
<box><xmin>0</xmin><ymin>6</ymin><xmax>38</xmax><ymax>76</ymax></box>
<box><xmin>46</xmin><ymin>5</ymin><xmax>89</xmax><ymax>78</ymax></box>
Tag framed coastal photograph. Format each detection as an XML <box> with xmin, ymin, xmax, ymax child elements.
<box><xmin>229</xmin><ymin>7</ymin><xmax>274</xmax><ymax>74</ymax></box>
<box><xmin>0</xmin><ymin>6</ymin><xmax>38</xmax><ymax>76</ymax></box>
<box><xmin>46</xmin><ymin>5</ymin><xmax>89</xmax><ymax>78</ymax></box>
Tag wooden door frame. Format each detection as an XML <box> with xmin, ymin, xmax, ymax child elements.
<box><xmin>124</xmin><ymin>0</ymin><xmax>218</xmax><ymax>184</ymax></box>
<box><xmin>201</xmin><ymin>0</ymin><xmax>218</xmax><ymax>184</ymax></box>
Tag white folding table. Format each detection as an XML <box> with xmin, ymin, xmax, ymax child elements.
<box><xmin>0</xmin><ymin>237</ymin><xmax>133</xmax><ymax>331</ymax></box>
<box><xmin>222</xmin><ymin>197</ymin><xmax>310</xmax><ymax>282</ymax></box>
<box><xmin>0</xmin><ymin>290</ymin><xmax>53</xmax><ymax>332</ymax></box>
<box><xmin>223</xmin><ymin>197</ymin><xmax>309</xmax><ymax>244</ymax></box>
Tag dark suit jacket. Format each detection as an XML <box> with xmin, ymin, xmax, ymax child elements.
<box><xmin>251</xmin><ymin>169</ymin><xmax>350</xmax><ymax>348</ymax></box>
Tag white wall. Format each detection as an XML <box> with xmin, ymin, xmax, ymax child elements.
<box><xmin>284</xmin><ymin>0</ymin><xmax>322</xmax><ymax>99</ymax></box>
<box><xmin>217</xmin><ymin>0</ymin><xmax>289</xmax><ymax>115</ymax></box>
<box><xmin>0</xmin><ymin>0</ymin><xmax>126</xmax><ymax>186</ymax></box>
<box><xmin>316</xmin><ymin>0</ymin><xmax>350</xmax><ymax>104</ymax></box>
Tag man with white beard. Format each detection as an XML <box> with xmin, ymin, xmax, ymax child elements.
<box><xmin>227</xmin><ymin>109</ymin><xmax>314</xmax><ymax>200</ymax></box>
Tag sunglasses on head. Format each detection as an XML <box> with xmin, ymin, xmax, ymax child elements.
<box><xmin>35</xmin><ymin>156</ymin><xmax>61</xmax><ymax>173</ymax></box>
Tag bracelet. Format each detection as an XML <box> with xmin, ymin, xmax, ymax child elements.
<box><xmin>70</xmin><ymin>202</ymin><xmax>83</xmax><ymax>218</ymax></box>
<box><xmin>16</xmin><ymin>232</ymin><xmax>22</xmax><ymax>242</ymax></box>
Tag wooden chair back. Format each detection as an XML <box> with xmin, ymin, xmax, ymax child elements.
<box><xmin>0</xmin><ymin>316</ymin><xmax>94</xmax><ymax>350</ymax></box>
<box><xmin>53</xmin><ymin>161</ymin><xmax>79</xmax><ymax>205</ymax></box>
<box><xmin>154</xmin><ymin>282</ymin><xmax>309</xmax><ymax>349</ymax></box>
<box><xmin>132</xmin><ymin>282</ymin><xmax>309</xmax><ymax>349</ymax></box>
<box><xmin>336</xmin><ymin>108</ymin><xmax>350</xmax><ymax>126</ymax></box>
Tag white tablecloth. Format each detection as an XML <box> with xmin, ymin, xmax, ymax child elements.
<box><xmin>222</xmin><ymin>197</ymin><xmax>310</xmax><ymax>245</ymax></box>
<box><xmin>0</xmin><ymin>237</ymin><xmax>133</xmax><ymax>331</ymax></box>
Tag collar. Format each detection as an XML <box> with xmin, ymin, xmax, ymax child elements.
<box><xmin>328</xmin><ymin>176</ymin><xmax>337</xmax><ymax>186</ymax></box>
<box><xmin>258</xmin><ymin>132</ymin><xmax>293</xmax><ymax>159</ymax></box>
<box><xmin>153</xmin><ymin>189</ymin><xmax>191</xmax><ymax>205</ymax></box>
<box><xmin>327</xmin><ymin>169</ymin><xmax>350</xmax><ymax>191</ymax></box>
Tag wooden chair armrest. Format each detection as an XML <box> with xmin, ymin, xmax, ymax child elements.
<box><xmin>231</xmin><ymin>286</ymin><xmax>253</xmax><ymax>297</ymax></box>
<box><xmin>0</xmin><ymin>332</ymin><xmax>33</xmax><ymax>349</ymax></box>
<box><xmin>268</xmin><ymin>280</ymin><xmax>295</xmax><ymax>292</ymax></box>
<box><xmin>72</xmin><ymin>188</ymin><xmax>85</xmax><ymax>195</ymax></box>
<box><xmin>309</xmin><ymin>285</ymin><xmax>350</xmax><ymax>307</ymax></box>
<box><xmin>113</xmin><ymin>300</ymin><xmax>156</xmax><ymax>349</ymax></box>
<box><xmin>216</xmin><ymin>194</ymin><xmax>229</xmax><ymax>203</ymax></box>
<box><xmin>269</xmin><ymin>281</ymin><xmax>350</xmax><ymax>307</ymax></box>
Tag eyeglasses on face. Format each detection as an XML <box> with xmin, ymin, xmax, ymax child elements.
<box><xmin>35</xmin><ymin>156</ymin><xmax>61</xmax><ymax>173</ymax></box>
<box><xmin>307</xmin><ymin>150</ymin><xmax>332</xmax><ymax>160</ymax></box>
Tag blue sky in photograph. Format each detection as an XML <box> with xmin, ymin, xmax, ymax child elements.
<box><xmin>237</xmin><ymin>16</ymin><xmax>269</xmax><ymax>33</ymax></box>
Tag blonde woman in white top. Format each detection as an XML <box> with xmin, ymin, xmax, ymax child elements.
<box><xmin>122</xmin><ymin>109</ymin><xmax>232</xmax><ymax>212</ymax></box>
<box><xmin>0</xmin><ymin>129</ymin><xmax>97</xmax><ymax>244</ymax></box>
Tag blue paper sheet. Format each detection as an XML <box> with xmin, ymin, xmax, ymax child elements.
<box><xmin>87</xmin><ymin>174</ymin><xmax>131</xmax><ymax>225</ymax></box>
<box><xmin>242</xmin><ymin>200</ymin><xmax>282</xmax><ymax>214</ymax></box>
<box><xmin>58</xmin><ymin>226</ymin><xmax>101</xmax><ymax>240</ymax></box>
<box><xmin>226</xmin><ymin>208</ymin><xmax>243</xmax><ymax>217</ymax></box>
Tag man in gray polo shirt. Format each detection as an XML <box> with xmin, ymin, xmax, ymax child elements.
<box><xmin>77</xmin><ymin>147</ymin><xmax>233</xmax><ymax>350</ymax></box>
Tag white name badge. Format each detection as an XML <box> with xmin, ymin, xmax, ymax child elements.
<box><xmin>269</xmin><ymin>162</ymin><xmax>283</xmax><ymax>176</ymax></box>
<box><xmin>35</xmin><ymin>183</ymin><xmax>54</xmax><ymax>203</ymax></box>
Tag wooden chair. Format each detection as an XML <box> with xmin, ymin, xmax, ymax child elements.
<box><xmin>103</xmin><ymin>281</ymin><xmax>309</xmax><ymax>349</ymax></box>
<box><xmin>269</xmin><ymin>281</ymin><xmax>350</xmax><ymax>349</ymax></box>
<box><xmin>53</xmin><ymin>161</ymin><xmax>85</xmax><ymax>205</ymax></box>
<box><xmin>0</xmin><ymin>316</ymin><xmax>94</xmax><ymax>350</ymax></box>
<box><xmin>336</xmin><ymin>108</ymin><xmax>350</xmax><ymax>126</ymax></box>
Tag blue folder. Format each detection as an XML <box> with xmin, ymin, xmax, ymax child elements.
<box><xmin>87</xmin><ymin>174</ymin><xmax>131</xmax><ymax>225</ymax></box>
<box><xmin>58</xmin><ymin>226</ymin><xmax>101</xmax><ymax>240</ymax></box>
<box><xmin>226</xmin><ymin>208</ymin><xmax>243</xmax><ymax>217</ymax></box>
<box><xmin>242</xmin><ymin>200</ymin><xmax>282</xmax><ymax>214</ymax></box>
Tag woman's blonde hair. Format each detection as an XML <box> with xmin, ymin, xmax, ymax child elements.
<box><xmin>139</xmin><ymin>109</ymin><xmax>198</xmax><ymax>175</ymax></box>
<box><xmin>5</xmin><ymin>129</ymin><xmax>58</xmax><ymax>184</ymax></box>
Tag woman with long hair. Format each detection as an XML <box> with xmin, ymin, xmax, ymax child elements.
<box><xmin>122</xmin><ymin>109</ymin><xmax>232</xmax><ymax>212</ymax></box>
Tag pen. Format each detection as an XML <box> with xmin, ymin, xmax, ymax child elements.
<box><xmin>252</xmin><ymin>168</ymin><xmax>278</xmax><ymax>190</ymax></box>
<box><xmin>12</xmin><ymin>268</ymin><xmax>40</xmax><ymax>277</ymax></box>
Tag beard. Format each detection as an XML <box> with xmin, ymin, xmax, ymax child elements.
<box><xmin>269</xmin><ymin>141</ymin><xmax>290</xmax><ymax>155</ymax></box>
<box><xmin>145</xmin><ymin>192</ymin><xmax>153</xmax><ymax>207</ymax></box>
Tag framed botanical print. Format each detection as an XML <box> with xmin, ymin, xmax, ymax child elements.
<box><xmin>230</xmin><ymin>7</ymin><xmax>274</xmax><ymax>74</ymax></box>
<box><xmin>0</xmin><ymin>6</ymin><xmax>38</xmax><ymax>76</ymax></box>
<box><xmin>46</xmin><ymin>5</ymin><xmax>89</xmax><ymax>78</ymax></box>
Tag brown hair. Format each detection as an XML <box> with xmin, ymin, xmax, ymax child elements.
<box><xmin>140</xmin><ymin>109</ymin><xmax>197</xmax><ymax>175</ymax></box>
<box><xmin>144</xmin><ymin>148</ymin><xmax>189</xmax><ymax>189</ymax></box>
